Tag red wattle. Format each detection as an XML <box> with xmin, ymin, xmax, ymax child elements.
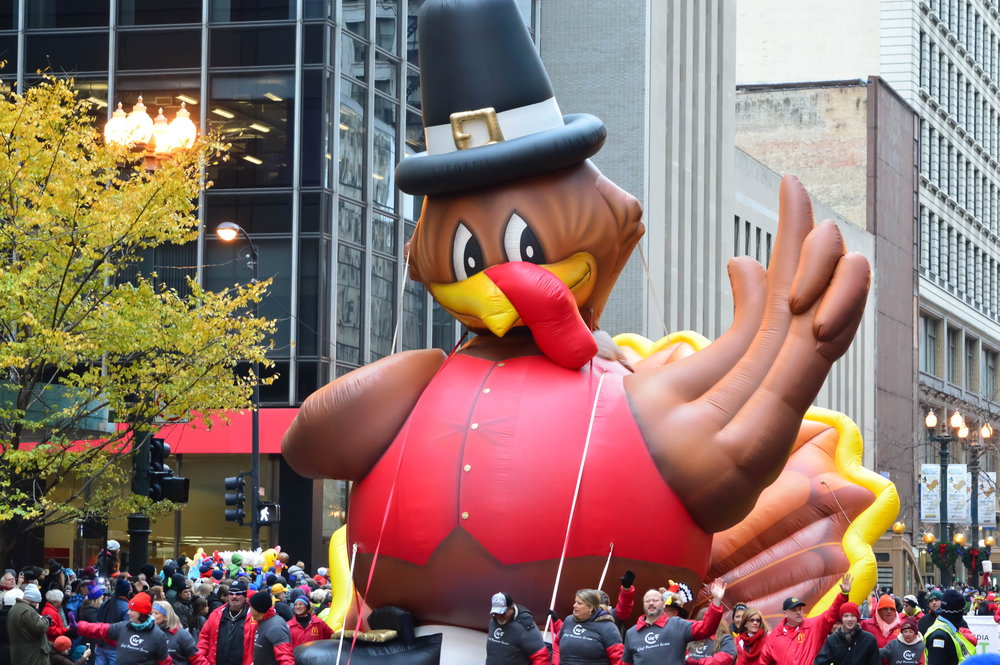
<box><xmin>484</xmin><ymin>262</ymin><xmax>597</xmax><ymax>369</ymax></box>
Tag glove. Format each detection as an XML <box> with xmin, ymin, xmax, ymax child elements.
<box><xmin>620</xmin><ymin>569</ymin><xmax>636</xmax><ymax>590</ymax></box>
<box><xmin>67</xmin><ymin>627</ymin><xmax>79</xmax><ymax>640</ymax></box>
<box><xmin>547</xmin><ymin>609</ymin><xmax>559</xmax><ymax>622</ymax></box>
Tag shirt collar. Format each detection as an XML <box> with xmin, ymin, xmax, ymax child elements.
<box><xmin>637</xmin><ymin>613</ymin><xmax>668</xmax><ymax>629</ymax></box>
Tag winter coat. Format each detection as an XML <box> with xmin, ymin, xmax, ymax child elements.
<box><xmin>688</xmin><ymin>635</ymin><xmax>738</xmax><ymax>665</ymax></box>
<box><xmin>622</xmin><ymin>603</ymin><xmax>723</xmax><ymax>665</ymax></box>
<box><xmin>172</xmin><ymin>599</ymin><xmax>193</xmax><ymax>631</ymax></box>
<box><xmin>196</xmin><ymin>604</ymin><xmax>256</xmax><ymax>665</ymax></box>
<box><xmin>0</xmin><ymin>603</ymin><xmax>13</xmax><ymax>665</ymax></box>
<box><xmin>8</xmin><ymin>600</ymin><xmax>52</xmax><ymax>665</ymax></box>
<box><xmin>41</xmin><ymin>604</ymin><xmax>69</xmax><ymax>643</ymax></box>
<box><xmin>77</xmin><ymin>619</ymin><xmax>171</xmax><ymax>665</ymax></box>
<box><xmin>94</xmin><ymin>597</ymin><xmax>129</xmax><ymax>651</ymax></box>
<box><xmin>250</xmin><ymin>609</ymin><xmax>293</xmax><ymax>665</ymax></box>
<box><xmin>486</xmin><ymin>605</ymin><xmax>548</xmax><ymax>665</ymax></box>
<box><xmin>812</xmin><ymin>626</ymin><xmax>880</xmax><ymax>665</ymax></box>
<box><xmin>553</xmin><ymin>586</ymin><xmax>636</xmax><ymax>635</ymax></box>
<box><xmin>272</xmin><ymin>600</ymin><xmax>293</xmax><ymax>622</ymax></box>
<box><xmin>206</xmin><ymin>593</ymin><xmax>224</xmax><ymax>614</ymax></box>
<box><xmin>860</xmin><ymin>617</ymin><xmax>900</xmax><ymax>648</ymax></box>
<box><xmin>188</xmin><ymin>614</ymin><xmax>206</xmax><ymax>642</ymax></box>
<box><xmin>760</xmin><ymin>593</ymin><xmax>847</xmax><ymax>665</ymax></box>
<box><xmin>555</xmin><ymin>609</ymin><xmax>624</xmax><ymax>665</ymax></box>
<box><xmin>49</xmin><ymin>650</ymin><xmax>88</xmax><ymax>665</ymax></box>
<box><xmin>63</xmin><ymin>595</ymin><xmax>84</xmax><ymax>620</ymax></box>
<box><xmin>160</xmin><ymin>624</ymin><xmax>207</xmax><ymax>665</ymax></box>
<box><xmin>879</xmin><ymin>634</ymin><xmax>924</xmax><ymax>665</ymax></box>
<box><xmin>736</xmin><ymin>630</ymin><xmax>768</xmax><ymax>665</ymax></box>
<box><xmin>287</xmin><ymin>613</ymin><xmax>333</xmax><ymax>649</ymax></box>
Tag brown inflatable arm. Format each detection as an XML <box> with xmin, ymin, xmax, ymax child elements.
<box><xmin>281</xmin><ymin>349</ymin><xmax>447</xmax><ymax>480</ymax></box>
<box><xmin>625</xmin><ymin>176</ymin><xmax>871</xmax><ymax>534</ymax></box>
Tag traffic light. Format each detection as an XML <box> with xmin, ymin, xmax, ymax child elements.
<box><xmin>225</xmin><ymin>473</ymin><xmax>246</xmax><ymax>524</ymax></box>
<box><xmin>148</xmin><ymin>438</ymin><xmax>190</xmax><ymax>503</ymax></box>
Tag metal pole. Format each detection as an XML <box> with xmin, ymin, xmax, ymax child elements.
<box><xmin>128</xmin><ymin>431</ymin><xmax>152</xmax><ymax>575</ymax></box>
<box><xmin>940</xmin><ymin>433</ymin><xmax>951</xmax><ymax>586</ymax></box>
<box><xmin>972</xmin><ymin>444</ymin><xmax>980</xmax><ymax>585</ymax></box>
<box><xmin>248</xmin><ymin>236</ymin><xmax>261</xmax><ymax>550</ymax></box>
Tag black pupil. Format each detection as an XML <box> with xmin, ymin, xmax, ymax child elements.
<box><xmin>464</xmin><ymin>234</ymin><xmax>484</xmax><ymax>277</ymax></box>
<box><xmin>520</xmin><ymin>225</ymin><xmax>545</xmax><ymax>265</ymax></box>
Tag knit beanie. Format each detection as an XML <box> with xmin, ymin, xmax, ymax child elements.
<box><xmin>140</xmin><ymin>564</ymin><xmax>156</xmax><ymax>580</ymax></box>
<box><xmin>840</xmin><ymin>602</ymin><xmax>860</xmax><ymax>619</ymax></box>
<box><xmin>115</xmin><ymin>578</ymin><xmax>131</xmax><ymax>598</ymax></box>
<box><xmin>900</xmin><ymin>616</ymin><xmax>919</xmax><ymax>633</ymax></box>
<box><xmin>129</xmin><ymin>593</ymin><xmax>152</xmax><ymax>615</ymax></box>
<box><xmin>22</xmin><ymin>585</ymin><xmax>41</xmax><ymax>603</ymax></box>
<box><xmin>940</xmin><ymin>589</ymin><xmax>966</xmax><ymax>616</ymax></box>
<box><xmin>87</xmin><ymin>585</ymin><xmax>104</xmax><ymax>600</ymax></box>
<box><xmin>249</xmin><ymin>590</ymin><xmax>272</xmax><ymax>613</ymax></box>
<box><xmin>54</xmin><ymin>636</ymin><xmax>72</xmax><ymax>652</ymax></box>
<box><xmin>3</xmin><ymin>589</ymin><xmax>22</xmax><ymax>605</ymax></box>
<box><xmin>877</xmin><ymin>595</ymin><xmax>897</xmax><ymax>611</ymax></box>
<box><xmin>212</xmin><ymin>569</ymin><xmax>224</xmax><ymax>581</ymax></box>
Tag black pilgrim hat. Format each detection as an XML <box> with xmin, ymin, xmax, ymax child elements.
<box><xmin>395</xmin><ymin>0</ymin><xmax>606</xmax><ymax>196</ymax></box>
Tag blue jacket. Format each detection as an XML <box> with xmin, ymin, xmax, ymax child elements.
<box><xmin>94</xmin><ymin>597</ymin><xmax>128</xmax><ymax>649</ymax></box>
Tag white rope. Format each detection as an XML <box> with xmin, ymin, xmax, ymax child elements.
<box><xmin>390</xmin><ymin>250</ymin><xmax>411</xmax><ymax>355</ymax></box>
<box><xmin>597</xmin><ymin>543</ymin><xmax>615</xmax><ymax>591</ymax></box>
<box><xmin>336</xmin><ymin>543</ymin><xmax>359</xmax><ymax>665</ymax></box>
<box><xmin>543</xmin><ymin>370</ymin><xmax>608</xmax><ymax>642</ymax></box>
<box><xmin>638</xmin><ymin>243</ymin><xmax>669</xmax><ymax>339</ymax></box>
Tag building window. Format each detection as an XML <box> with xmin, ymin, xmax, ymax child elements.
<box><xmin>734</xmin><ymin>216</ymin><xmax>740</xmax><ymax>257</ymax></box>
<box><xmin>985</xmin><ymin>349</ymin><xmax>998</xmax><ymax>400</ymax></box>
<box><xmin>921</xmin><ymin>315</ymin><xmax>939</xmax><ymax>376</ymax></box>
<box><xmin>966</xmin><ymin>337</ymin><xmax>979</xmax><ymax>393</ymax></box>
<box><xmin>755</xmin><ymin>227</ymin><xmax>761</xmax><ymax>263</ymax></box>
<box><xmin>765</xmin><ymin>232</ymin><xmax>772</xmax><ymax>268</ymax></box>
<box><xmin>949</xmin><ymin>327</ymin><xmax>960</xmax><ymax>384</ymax></box>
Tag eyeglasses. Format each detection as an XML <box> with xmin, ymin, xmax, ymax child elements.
<box><xmin>747</xmin><ymin>618</ymin><xmax>762</xmax><ymax>624</ymax></box>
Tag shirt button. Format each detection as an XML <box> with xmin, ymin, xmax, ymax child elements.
<box><xmin>483</xmin><ymin>388</ymin><xmax>490</xmax><ymax>394</ymax></box>
<box><xmin>461</xmin><ymin>511</ymin><xmax>469</xmax><ymax>520</ymax></box>
<box><xmin>464</xmin><ymin>464</ymin><xmax>472</xmax><ymax>472</ymax></box>
<box><xmin>471</xmin><ymin>423</ymin><xmax>478</xmax><ymax>430</ymax></box>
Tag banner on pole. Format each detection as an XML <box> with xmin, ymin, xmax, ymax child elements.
<box><xmin>921</xmin><ymin>464</ymin><xmax>941</xmax><ymax>522</ymax></box>
<box><xmin>949</xmin><ymin>464</ymin><xmax>969</xmax><ymax>524</ymax></box>
<box><xmin>966</xmin><ymin>617</ymin><xmax>999</xmax><ymax>654</ymax></box>
<box><xmin>981</xmin><ymin>472</ymin><xmax>997</xmax><ymax>527</ymax></box>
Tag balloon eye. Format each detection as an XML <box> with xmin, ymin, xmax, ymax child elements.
<box><xmin>452</xmin><ymin>222</ymin><xmax>484</xmax><ymax>281</ymax></box>
<box><xmin>503</xmin><ymin>212</ymin><xmax>545</xmax><ymax>265</ymax></box>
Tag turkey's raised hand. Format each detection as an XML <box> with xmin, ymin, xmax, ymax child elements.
<box><xmin>624</xmin><ymin>175</ymin><xmax>870</xmax><ymax>533</ymax></box>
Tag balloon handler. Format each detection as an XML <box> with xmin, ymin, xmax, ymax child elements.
<box><xmin>281</xmin><ymin>0</ymin><xmax>899</xmax><ymax>661</ymax></box>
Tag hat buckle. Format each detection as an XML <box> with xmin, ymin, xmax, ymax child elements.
<box><xmin>450</xmin><ymin>107</ymin><xmax>505</xmax><ymax>150</ymax></box>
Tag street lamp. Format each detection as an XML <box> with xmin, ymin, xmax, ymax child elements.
<box><xmin>216</xmin><ymin>221</ymin><xmax>262</xmax><ymax>549</ymax></box>
<box><xmin>927</xmin><ymin>408</ymin><xmax>966</xmax><ymax>585</ymax></box>
<box><xmin>105</xmin><ymin>97</ymin><xmax>198</xmax><ymax>169</ymax></box>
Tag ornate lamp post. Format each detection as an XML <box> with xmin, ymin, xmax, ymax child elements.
<box><xmin>926</xmin><ymin>409</ymin><xmax>967</xmax><ymax>585</ymax></box>
<box><xmin>104</xmin><ymin>96</ymin><xmax>197</xmax><ymax>169</ymax></box>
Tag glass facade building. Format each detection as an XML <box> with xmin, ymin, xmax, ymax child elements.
<box><xmin>18</xmin><ymin>0</ymin><xmax>536</xmax><ymax>569</ymax></box>
<box><xmin>0</xmin><ymin>0</ymin><xmax>535</xmax><ymax>406</ymax></box>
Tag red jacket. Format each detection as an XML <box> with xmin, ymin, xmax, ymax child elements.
<box><xmin>288</xmin><ymin>613</ymin><xmax>333</xmax><ymax>649</ymax></box>
<box><xmin>42</xmin><ymin>604</ymin><xmax>68</xmax><ymax>642</ymax></box>
<box><xmin>759</xmin><ymin>593</ymin><xmax>847</xmax><ymax>665</ymax></box>
<box><xmin>196</xmin><ymin>604</ymin><xmax>257</xmax><ymax>665</ymax></box>
<box><xmin>859</xmin><ymin>617</ymin><xmax>900</xmax><ymax>648</ymax></box>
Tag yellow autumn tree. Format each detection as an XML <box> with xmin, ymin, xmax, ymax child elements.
<box><xmin>0</xmin><ymin>77</ymin><xmax>275</xmax><ymax>565</ymax></box>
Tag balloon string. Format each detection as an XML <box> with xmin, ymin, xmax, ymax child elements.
<box><xmin>390</xmin><ymin>250</ymin><xmax>411</xmax><ymax>356</ymax></box>
<box><xmin>335</xmin><ymin>542</ymin><xmax>358</xmax><ymax>665</ymax></box>
<box><xmin>638</xmin><ymin>242</ymin><xmax>670</xmax><ymax>343</ymax></box>
<box><xmin>543</xmin><ymin>369</ymin><xmax>608</xmax><ymax>642</ymax></box>
<box><xmin>345</xmin><ymin>333</ymin><xmax>467</xmax><ymax>665</ymax></box>
<box><xmin>597</xmin><ymin>543</ymin><xmax>614</xmax><ymax>591</ymax></box>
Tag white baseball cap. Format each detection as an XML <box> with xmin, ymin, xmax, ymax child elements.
<box><xmin>491</xmin><ymin>592</ymin><xmax>512</xmax><ymax>615</ymax></box>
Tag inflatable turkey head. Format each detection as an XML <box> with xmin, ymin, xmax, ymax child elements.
<box><xmin>398</xmin><ymin>0</ymin><xmax>644</xmax><ymax>369</ymax></box>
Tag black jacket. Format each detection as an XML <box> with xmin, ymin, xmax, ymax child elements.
<box><xmin>216</xmin><ymin>606</ymin><xmax>247</xmax><ymax>665</ymax></box>
<box><xmin>813</xmin><ymin>626</ymin><xmax>880</xmax><ymax>665</ymax></box>
<box><xmin>272</xmin><ymin>600</ymin><xmax>293</xmax><ymax>622</ymax></box>
<box><xmin>487</xmin><ymin>605</ymin><xmax>547</xmax><ymax>665</ymax></box>
<box><xmin>0</xmin><ymin>604</ymin><xmax>12</xmax><ymax>665</ymax></box>
<box><xmin>917</xmin><ymin>612</ymin><xmax>938</xmax><ymax>636</ymax></box>
<box><xmin>206</xmin><ymin>593</ymin><xmax>224</xmax><ymax>613</ymax></box>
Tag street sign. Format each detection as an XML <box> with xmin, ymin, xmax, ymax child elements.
<box><xmin>258</xmin><ymin>501</ymin><xmax>280</xmax><ymax>524</ymax></box>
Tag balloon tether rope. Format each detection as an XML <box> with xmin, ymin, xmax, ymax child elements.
<box><xmin>543</xmin><ymin>369</ymin><xmax>608</xmax><ymax>642</ymax></box>
<box><xmin>638</xmin><ymin>242</ymin><xmax>670</xmax><ymax>342</ymax></box>
<box><xmin>335</xmin><ymin>542</ymin><xmax>358</xmax><ymax>665</ymax></box>
<box><xmin>597</xmin><ymin>543</ymin><xmax>614</xmax><ymax>591</ymax></box>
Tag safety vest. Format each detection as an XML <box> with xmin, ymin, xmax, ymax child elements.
<box><xmin>924</xmin><ymin>617</ymin><xmax>977</xmax><ymax>662</ymax></box>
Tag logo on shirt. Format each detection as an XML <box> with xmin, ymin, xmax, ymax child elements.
<box><xmin>494</xmin><ymin>628</ymin><xmax>503</xmax><ymax>639</ymax></box>
<box><xmin>797</xmin><ymin>633</ymin><xmax>805</xmax><ymax>643</ymax></box>
<box><xmin>129</xmin><ymin>635</ymin><xmax>142</xmax><ymax>647</ymax></box>
<box><xmin>645</xmin><ymin>632</ymin><xmax>658</xmax><ymax>645</ymax></box>
<box><xmin>903</xmin><ymin>651</ymin><xmax>915</xmax><ymax>660</ymax></box>
<box><xmin>573</xmin><ymin>624</ymin><xmax>586</xmax><ymax>637</ymax></box>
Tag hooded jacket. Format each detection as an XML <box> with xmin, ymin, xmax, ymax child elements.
<box><xmin>736</xmin><ymin>629</ymin><xmax>768</xmax><ymax>665</ymax></box>
<box><xmin>250</xmin><ymin>609</ymin><xmax>293</xmax><ymax>665</ymax></box>
<box><xmin>160</xmin><ymin>624</ymin><xmax>207</xmax><ymax>665</ymax></box>
<box><xmin>287</xmin><ymin>612</ymin><xmax>333</xmax><ymax>649</ymax></box>
<box><xmin>77</xmin><ymin>619</ymin><xmax>171</xmax><ymax>665</ymax></box>
<box><xmin>7</xmin><ymin>600</ymin><xmax>52</xmax><ymax>665</ymax></box>
<box><xmin>487</xmin><ymin>605</ymin><xmax>548</xmax><ymax>665</ymax></box>
<box><xmin>555</xmin><ymin>608</ymin><xmax>624</xmax><ymax>665</ymax></box>
<box><xmin>878</xmin><ymin>633</ymin><xmax>924</xmax><ymax>665</ymax></box>
<box><xmin>623</xmin><ymin>603</ymin><xmax>723</xmax><ymax>665</ymax></box>
<box><xmin>196</xmin><ymin>604</ymin><xmax>256</xmax><ymax>665</ymax></box>
<box><xmin>759</xmin><ymin>592</ymin><xmax>847</xmax><ymax>665</ymax></box>
<box><xmin>860</xmin><ymin>597</ymin><xmax>901</xmax><ymax>649</ymax></box>
<box><xmin>812</xmin><ymin>625</ymin><xmax>880</xmax><ymax>665</ymax></box>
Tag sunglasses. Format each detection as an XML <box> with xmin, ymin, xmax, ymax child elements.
<box><xmin>747</xmin><ymin>618</ymin><xmax>762</xmax><ymax>624</ymax></box>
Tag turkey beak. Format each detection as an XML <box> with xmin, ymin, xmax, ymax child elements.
<box><xmin>429</xmin><ymin>252</ymin><xmax>596</xmax><ymax>336</ymax></box>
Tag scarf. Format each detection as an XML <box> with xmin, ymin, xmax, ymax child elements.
<box><xmin>740</xmin><ymin>627</ymin><xmax>766</xmax><ymax>656</ymax></box>
<box><xmin>295</xmin><ymin>614</ymin><xmax>311</xmax><ymax>628</ymax></box>
<box><xmin>875</xmin><ymin>611</ymin><xmax>901</xmax><ymax>637</ymax></box>
<box><xmin>839</xmin><ymin>625</ymin><xmax>861</xmax><ymax>645</ymax></box>
<box><xmin>130</xmin><ymin>616</ymin><xmax>155</xmax><ymax>631</ymax></box>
